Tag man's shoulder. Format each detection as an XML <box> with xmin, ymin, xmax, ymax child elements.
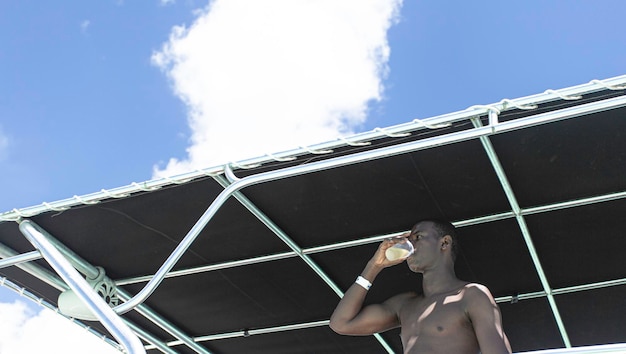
<box><xmin>384</xmin><ymin>291</ymin><xmax>420</xmax><ymax>309</ymax></box>
<box><xmin>461</xmin><ymin>283</ymin><xmax>498</xmax><ymax>306</ymax></box>
<box><xmin>388</xmin><ymin>291</ymin><xmax>420</xmax><ymax>302</ymax></box>
<box><xmin>463</xmin><ymin>282</ymin><xmax>491</xmax><ymax>292</ymax></box>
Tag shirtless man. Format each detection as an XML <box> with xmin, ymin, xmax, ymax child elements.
<box><xmin>330</xmin><ymin>220</ymin><xmax>511</xmax><ymax>354</ymax></box>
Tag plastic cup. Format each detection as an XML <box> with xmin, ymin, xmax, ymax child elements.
<box><xmin>385</xmin><ymin>238</ymin><xmax>414</xmax><ymax>261</ymax></box>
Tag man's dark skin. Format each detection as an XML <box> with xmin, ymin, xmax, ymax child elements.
<box><xmin>330</xmin><ymin>220</ymin><xmax>511</xmax><ymax>354</ymax></box>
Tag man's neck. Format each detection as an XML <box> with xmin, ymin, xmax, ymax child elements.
<box><xmin>421</xmin><ymin>266</ymin><xmax>463</xmax><ymax>298</ymax></box>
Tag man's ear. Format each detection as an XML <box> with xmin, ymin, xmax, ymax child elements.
<box><xmin>441</xmin><ymin>235</ymin><xmax>452</xmax><ymax>250</ymax></box>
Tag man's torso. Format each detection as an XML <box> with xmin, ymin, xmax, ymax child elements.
<box><xmin>398</xmin><ymin>284</ymin><xmax>480</xmax><ymax>354</ymax></box>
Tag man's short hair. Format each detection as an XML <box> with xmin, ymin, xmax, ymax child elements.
<box><xmin>420</xmin><ymin>219</ymin><xmax>459</xmax><ymax>261</ymax></box>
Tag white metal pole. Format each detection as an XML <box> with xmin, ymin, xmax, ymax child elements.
<box><xmin>19</xmin><ymin>220</ymin><xmax>146</xmax><ymax>354</ymax></box>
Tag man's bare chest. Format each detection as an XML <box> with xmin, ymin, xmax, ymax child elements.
<box><xmin>399</xmin><ymin>296</ymin><xmax>473</xmax><ymax>338</ymax></box>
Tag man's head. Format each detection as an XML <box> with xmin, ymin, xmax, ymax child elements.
<box><xmin>412</xmin><ymin>219</ymin><xmax>459</xmax><ymax>261</ymax></box>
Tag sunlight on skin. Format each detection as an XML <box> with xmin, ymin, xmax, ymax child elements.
<box><xmin>419</xmin><ymin>302</ymin><xmax>437</xmax><ymax>321</ymax></box>
<box><xmin>406</xmin><ymin>301</ymin><xmax>436</xmax><ymax>351</ymax></box>
<box><xmin>443</xmin><ymin>291</ymin><xmax>464</xmax><ymax>305</ymax></box>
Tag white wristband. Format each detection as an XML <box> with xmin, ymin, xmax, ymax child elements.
<box><xmin>355</xmin><ymin>276</ymin><xmax>372</xmax><ymax>290</ymax></box>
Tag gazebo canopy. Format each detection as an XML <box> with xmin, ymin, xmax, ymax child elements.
<box><xmin>1</xmin><ymin>76</ymin><xmax>625</xmax><ymax>353</ymax></box>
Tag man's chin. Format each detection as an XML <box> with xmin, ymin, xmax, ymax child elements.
<box><xmin>407</xmin><ymin>261</ymin><xmax>423</xmax><ymax>273</ymax></box>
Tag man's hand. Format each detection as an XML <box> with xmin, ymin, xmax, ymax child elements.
<box><xmin>369</xmin><ymin>232</ymin><xmax>412</xmax><ymax>269</ymax></box>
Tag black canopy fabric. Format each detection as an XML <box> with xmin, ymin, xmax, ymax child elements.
<box><xmin>1</xmin><ymin>76</ymin><xmax>625</xmax><ymax>353</ymax></box>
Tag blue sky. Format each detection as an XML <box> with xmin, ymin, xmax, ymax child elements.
<box><xmin>1</xmin><ymin>1</ymin><xmax>625</xmax><ymax>352</ymax></box>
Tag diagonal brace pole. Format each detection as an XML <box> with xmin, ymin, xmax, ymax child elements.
<box><xmin>18</xmin><ymin>220</ymin><xmax>146</xmax><ymax>354</ymax></box>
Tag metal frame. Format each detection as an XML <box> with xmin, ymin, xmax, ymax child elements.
<box><xmin>98</xmin><ymin>93</ymin><xmax>626</xmax><ymax>320</ymax></box>
<box><xmin>1</xmin><ymin>75</ymin><xmax>625</xmax><ymax>353</ymax></box>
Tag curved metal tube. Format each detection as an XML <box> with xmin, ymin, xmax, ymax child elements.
<box><xmin>19</xmin><ymin>220</ymin><xmax>146</xmax><ymax>354</ymax></box>
<box><xmin>112</xmin><ymin>95</ymin><xmax>626</xmax><ymax>314</ymax></box>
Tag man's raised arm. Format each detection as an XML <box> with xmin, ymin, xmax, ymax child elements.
<box><xmin>329</xmin><ymin>237</ymin><xmax>410</xmax><ymax>335</ymax></box>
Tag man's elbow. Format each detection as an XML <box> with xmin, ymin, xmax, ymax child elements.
<box><xmin>329</xmin><ymin>318</ymin><xmax>355</xmax><ymax>335</ymax></box>
<box><xmin>330</xmin><ymin>319</ymin><xmax>375</xmax><ymax>336</ymax></box>
<box><xmin>329</xmin><ymin>319</ymin><xmax>347</xmax><ymax>334</ymax></box>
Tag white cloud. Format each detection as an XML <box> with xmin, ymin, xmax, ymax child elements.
<box><xmin>152</xmin><ymin>0</ymin><xmax>403</xmax><ymax>177</ymax></box>
<box><xmin>0</xmin><ymin>300</ymin><xmax>121</xmax><ymax>354</ymax></box>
